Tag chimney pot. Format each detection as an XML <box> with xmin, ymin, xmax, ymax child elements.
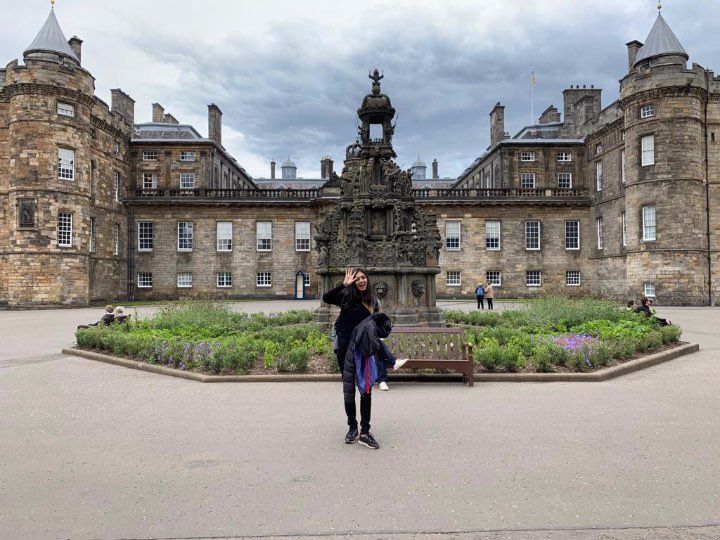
<box><xmin>68</xmin><ymin>36</ymin><xmax>83</xmax><ymax>63</ymax></box>
<box><xmin>432</xmin><ymin>159</ymin><xmax>439</xmax><ymax>179</ymax></box>
<box><xmin>270</xmin><ymin>160</ymin><xmax>276</xmax><ymax>180</ymax></box>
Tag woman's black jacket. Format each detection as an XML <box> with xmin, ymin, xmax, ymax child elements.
<box><xmin>342</xmin><ymin>312</ymin><xmax>393</xmax><ymax>396</ymax></box>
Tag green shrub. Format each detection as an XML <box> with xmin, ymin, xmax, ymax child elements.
<box><xmin>500</xmin><ymin>346</ymin><xmax>526</xmax><ymax>372</ymax></box>
<box><xmin>474</xmin><ymin>344</ymin><xmax>503</xmax><ymax>371</ymax></box>
<box><xmin>590</xmin><ymin>343</ymin><xmax>613</xmax><ymax>368</ymax></box>
<box><xmin>263</xmin><ymin>340</ymin><xmax>280</xmax><ymax>369</ymax></box>
<box><xmin>612</xmin><ymin>337</ymin><xmax>639</xmax><ymax>360</ymax></box>
<box><xmin>278</xmin><ymin>346</ymin><xmax>309</xmax><ymax>373</ymax></box>
<box><xmin>507</xmin><ymin>333</ymin><xmax>534</xmax><ymax>357</ymax></box>
<box><xmin>659</xmin><ymin>325</ymin><xmax>682</xmax><ymax>344</ymax></box>
<box><xmin>530</xmin><ymin>343</ymin><xmax>555</xmax><ymax>373</ymax></box>
<box><xmin>639</xmin><ymin>330</ymin><xmax>663</xmax><ymax>352</ymax></box>
<box><xmin>523</xmin><ymin>297</ymin><xmax>625</xmax><ymax>329</ymax></box>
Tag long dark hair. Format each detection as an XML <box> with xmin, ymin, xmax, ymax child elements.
<box><xmin>340</xmin><ymin>268</ymin><xmax>376</xmax><ymax>311</ymax></box>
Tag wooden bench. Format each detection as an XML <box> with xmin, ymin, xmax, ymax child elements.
<box><xmin>384</xmin><ymin>327</ymin><xmax>474</xmax><ymax>386</ymax></box>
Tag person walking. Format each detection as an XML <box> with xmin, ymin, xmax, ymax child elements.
<box><xmin>322</xmin><ymin>268</ymin><xmax>381</xmax><ymax>448</ymax></box>
<box><xmin>485</xmin><ymin>282</ymin><xmax>494</xmax><ymax>310</ymax></box>
<box><xmin>474</xmin><ymin>282</ymin><xmax>485</xmax><ymax>309</ymax></box>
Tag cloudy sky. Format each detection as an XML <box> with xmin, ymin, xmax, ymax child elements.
<box><xmin>3</xmin><ymin>0</ymin><xmax>718</xmax><ymax>178</ymax></box>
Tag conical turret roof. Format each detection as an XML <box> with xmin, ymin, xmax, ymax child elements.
<box><xmin>24</xmin><ymin>8</ymin><xmax>79</xmax><ymax>62</ymax></box>
<box><xmin>634</xmin><ymin>13</ymin><xmax>688</xmax><ymax>66</ymax></box>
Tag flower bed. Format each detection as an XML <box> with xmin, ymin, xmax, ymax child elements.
<box><xmin>75</xmin><ymin>301</ymin><xmax>336</xmax><ymax>375</ymax></box>
<box><xmin>75</xmin><ymin>298</ymin><xmax>683</xmax><ymax>376</ymax></box>
<box><xmin>445</xmin><ymin>298</ymin><xmax>682</xmax><ymax>373</ymax></box>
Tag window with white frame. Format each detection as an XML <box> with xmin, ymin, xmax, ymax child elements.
<box><xmin>295</xmin><ymin>222</ymin><xmax>311</xmax><ymax>251</ymax></box>
<box><xmin>57</xmin><ymin>102</ymin><xmax>75</xmax><ymax>117</ymax></box>
<box><xmin>557</xmin><ymin>152</ymin><xmax>572</xmax><ymax>162</ymax></box>
<box><xmin>217</xmin><ymin>272</ymin><xmax>232</xmax><ymax>288</ymax></box>
<box><xmin>596</xmin><ymin>161</ymin><xmax>603</xmax><ymax>191</ymax></box>
<box><xmin>566</xmin><ymin>270</ymin><xmax>581</xmax><ymax>286</ymax></box>
<box><xmin>642</xmin><ymin>205</ymin><xmax>656</xmax><ymax>241</ymax></box>
<box><xmin>58</xmin><ymin>148</ymin><xmax>74</xmax><ymax>180</ymax></box>
<box><xmin>557</xmin><ymin>172</ymin><xmax>572</xmax><ymax>189</ymax></box>
<box><xmin>565</xmin><ymin>220</ymin><xmax>580</xmax><ymax>250</ymax></box>
<box><xmin>520</xmin><ymin>152</ymin><xmax>536</xmax><ymax>161</ymax></box>
<box><xmin>303</xmin><ymin>272</ymin><xmax>311</xmax><ymax>288</ymax></box>
<box><xmin>177</xmin><ymin>272</ymin><xmax>193</xmax><ymax>288</ymax></box>
<box><xmin>180</xmin><ymin>151</ymin><xmax>196</xmax><ymax>162</ymax></box>
<box><xmin>525</xmin><ymin>220</ymin><xmax>541</xmax><ymax>250</ymax></box>
<box><xmin>256</xmin><ymin>271</ymin><xmax>272</xmax><ymax>287</ymax></box>
<box><xmin>89</xmin><ymin>218</ymin><xmax>95</xmax><ymax>253</ymax></box>
<box><xmin>485</xmin><ymin>220</ymin><xmax>501</xmax><ymax>250</ymax></box>
<box><xmin>216</xmin><ymin>222</ymin><xmax>232</xmax><ymax>251</ymax></box>
<box><xmin>180</xmin><ymin>173</ymin><xmax>195</xmax><ymax>189</ymax></box>
<box><xmin>640</xmin><ymin>104</ymin><xmax>654</xmax><ymax>119</ymax></box>
<box><xmin>644</xmin><ymin>282</ymin><xmax>656</xmax><ymax>298</ymax></box>
<box><xmin>641</xmin><ymin>135</ymin><xmax>655</xmax><ymax>166</ymax></box>
<box><xmin>622</xmin><ymin>212</ymin><xmax>627</xmax><ymax>247</ymax></box>
<box><xmin>597</xmin><ymin>217</ymin><xmax>604</xmax><ymax>249</ymax></box>
<box><xmin>57</xmin><ymin>212</ymin><xmax>72</xmax><ymax>247</ymax></box>
<box><xmin>486</xmin><ymin>271</ymin><xmax>501</xmax><ymax>286</ymax></box>
<box><xmin>526</xmin><ymin>270</ymin><xmax>542</xmax><ymax>287</ymax></box>
<box><xmin>142</xmin><ymin>150</ymin><xmax>158</xmax><ymax>161</ymax></box>
<box><xmin>177</xmin><ymin>221</ymin><xmax>193</xmax><ymax>251</ymax></box>
<box><xmin>596</xmin><ymin>143</ymin><xmax>603</xmax><ymax>155</ymax></box>
<box><xmin>114</xmin><ymin>142</ymin><xmax>120</xmax><ymax>156</ymax></box>
<box><xmin>138</xmin><ymin>222</ymin><xmax>153</xmax><ymax>251</ymax></box>
<box><xmin>446</xmin><ymin>271</ymin><xmax>461</xmax><ymax>286</ymax></box>
<box><xmin>621</xmin><ymin>149</ymin><xmax>626</xmax><ymax>184</ymax></box>
<box><xmin>445</xmin><ymin>220</ymin><xmax>461</xmax><ymax>250</ymax></box>
<box><xmin>256</xmin><ymin>221</ymin><xmax>272</xmax><ymax>251</ymax></box>
<box><xmin>114</xmin><ymin>224</ymin><xmax>120</xmax><ymax>256</ymax></box>
<box><xmin>520</xmin><ymin>173</ymin><xmax>536</xmax><ymax>189</ymax></box>
<box><xmin>142</xmin><ymin>173</ymin><xmax>157</xmax><ymax>189</ymax></box>
<box><xmin>137</xmin><ymin>273</ymin><xmax>153</xmax><ymax>288</ymax></box>
<box><xmin>114</xmin><ymin>171</ymin><xmax>120</xmax><ymax>202</ymax></box>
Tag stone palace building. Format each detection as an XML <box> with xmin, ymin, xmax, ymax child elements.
<box><xmin>1</xmin><ymin>6</ymin><xmax>718</xmax><ymax>307</ymax></box>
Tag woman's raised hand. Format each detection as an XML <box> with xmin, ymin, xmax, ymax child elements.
<box><xmin>343</xmin><ymin>268</ymin><xmax>358</xmax><ymax>287</ymax></box>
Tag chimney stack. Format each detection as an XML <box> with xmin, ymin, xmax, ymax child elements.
<box><xmin>110</xmin><ymin>89</ymin><xmax>135</xmax><ymax>124</ymax></box>
<box><xmin>152</xmin><ymin>103</ymin><xmax>165</xmax><ymax>123</ymax></box>
<box><xmin>321</xmin><ymin>156</ymin><xmax>334</xmax><ymax>179</ymax></box>
<box><xmin>163</xmin><ymin>113</ymin><xmax>179</xmax><ymax>125</ymax></box>
<box><xmin>626</xmin><ymin>40</ymin><xmax>643</xmax><ymax>71</ymax></box>
<box><xmin>270</xmin><ymin>160</ymin><xmax>276</xmax><ymax>179</ymax></box>
<box><xmin>68</xmin><ymin>36</ymin><xmax>83</xmax><ymax>64</ymax></box>
<box><xmin>432</xmin><ymin>159</ymin><xmax>439</xmax><ymax>179</ymax></box>
<box><xmin>490</xmin><ymin>102</ymin><xmax>507</xmax><ymax>147</ymax></box>
<box><xmin>208</xmin><ymin>104</ymin><xmax>222</xmax><ymax>145</ymax></box>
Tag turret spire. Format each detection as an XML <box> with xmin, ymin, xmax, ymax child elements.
<box><xmin>24</xmin><ymin>6</ymin><xmax>79</xmax><ymax>62</ymax></box>
<box><xmin>633</xmin><ymin>11</ymin><xmax>687</xmax><ymax>66</ymax></box>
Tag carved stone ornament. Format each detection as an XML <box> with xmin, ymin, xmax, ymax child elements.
<box><xmin>411</xmin><ymin>280</ymin><xmax>425</xmax><ymax>298</ymax></box>
<box><xmin>373</xmin><ymin>281</ymin><xmax>389</xmax><ymax>298</ymax></box>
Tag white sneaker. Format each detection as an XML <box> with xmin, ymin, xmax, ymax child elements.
<box><xmin>393</xmin><ymin>358</ymin><xmax>409</xmax><ymax>371</ymax></box>
<box><xmin>379</xmin><ymin>381</ymin><xmax>389</xmax><ymax>391</ymax></box>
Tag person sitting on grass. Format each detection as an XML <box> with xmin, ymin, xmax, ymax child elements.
<box><xmin>79</xmin><ymin>305</ymin><xmax>115</xmax><ymax>330</ymax></box>
<box><xmin>626</xmin><ymin>300</ymin><xmax>637</xmax><ymax>310</ymax></box>
<box><xmin>114</xmin><ymin>306</ymin><xmax>129</xmax><ymax>324</ymax></box>
<box><xmin>635</xmin><ymin>297</ymin><xmax>671</xmax><ymax>326</ymax></box>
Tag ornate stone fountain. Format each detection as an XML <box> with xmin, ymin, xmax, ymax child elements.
<box><xmin>315</xmin><ymin>70</ymin><xmax>443</xmax><ymax>326</ymax></box>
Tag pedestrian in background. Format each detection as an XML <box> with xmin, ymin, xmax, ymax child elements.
<box><xmin>485</xmin><ymin>282</ymin><xmax>494</xmax><ymax>310</ymax></box>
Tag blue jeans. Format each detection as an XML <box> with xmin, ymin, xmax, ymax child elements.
<box><xmin>376</xmin><ymin>340</ymin><xmax>396</xmax><ymax>383</ymax></box>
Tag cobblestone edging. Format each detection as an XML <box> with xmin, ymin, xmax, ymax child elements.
<box><xmin>62</xmin><ymin>342</ymin><xmax>699</xmax><ymax>383</ymax></box>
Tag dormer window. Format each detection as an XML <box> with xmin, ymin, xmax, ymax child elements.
<box><xmin>57</xmin><ymin>102</ymin><xmax>75</xmax><ymax>117</ymax></box>
<box><xmin>520</xmin><ymin>152</ymin><xmax>536</xmax><ymax>162</ymax></box>
<box><xmin>640</xmin><ymin>104</ymin><xmax>654</xmax><ymax>119</ymax></box>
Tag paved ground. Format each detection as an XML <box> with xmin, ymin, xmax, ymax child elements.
<box><xmin>0</xmin><ymin>301</ymin><xmax>719</xmax><ymax>540</ymax></box>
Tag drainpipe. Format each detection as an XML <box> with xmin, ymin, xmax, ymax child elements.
<box><xmin>704</xmin><ymin>71</ymin><xmax>713</xmax><ymax>306</ymax></box>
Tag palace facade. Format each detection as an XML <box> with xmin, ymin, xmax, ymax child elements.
<box><xmin>1</xmin><ymin>7</ymin><xmax>718</xmax><ymax>307</ymax></box>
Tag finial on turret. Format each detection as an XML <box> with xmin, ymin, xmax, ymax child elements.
<box><xmin>51</xmin><ymin>0</ymin><xmax>56</xmax><ymax>7</ymax></box>
<box><xmin>657</xmin><ymin>1</ymin><xmax>662</xmax><ymax>12</ymax></box>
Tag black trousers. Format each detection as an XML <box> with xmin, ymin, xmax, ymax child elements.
<box><xmin>345</xmin><ymin>392</ymin><xmax>371</xmax><ymax>433</ymax></box>
<box><xmin>487</xmin><ymin>298</ymin><xmax>494</xmax><ymax>310</ymax></box>
<box><xmin>477</xmin><ymin>296</ymin><xmax>485</xmax><ymax>309</ymax></box>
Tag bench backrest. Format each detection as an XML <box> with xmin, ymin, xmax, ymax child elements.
<box><xmin>385</xmin><ymin>327</ymin><xmax>466</xmax><ymax>360</ymax></box>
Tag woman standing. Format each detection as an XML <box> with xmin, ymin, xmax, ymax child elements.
<box><xmin>485</xmin><ymin>282</ymin><xmax>495</xmax><ymax>310</ymax></box>
<box><xmin>322</xmin><ymin>268</ymin><xmax>379</xmax><ymax>448</ymax></box>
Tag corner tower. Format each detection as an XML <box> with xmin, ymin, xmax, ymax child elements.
<box><xmin>619</xmin><ymin>8</ymin><xmax>710</xmax><ymax>305</ymax></box>
<box><xmin>0</xmin><ymin>6</ymin><xmax>133</xmax><ymax>306</ymax></box>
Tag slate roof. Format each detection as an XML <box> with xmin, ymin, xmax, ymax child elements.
<box><xmin>25</xmin><ymin>9</ymin><xmax>79</xmax><ymax>61</ymax></box>
<box><xmin>634</xmin><ymin>13</ymin><xmax>688</xmax><ymax>65</ymax></box>
<box><xmin>132</xmin><ymin>123</ymin><xmax>205</xmax><ymax>142</ymax></box>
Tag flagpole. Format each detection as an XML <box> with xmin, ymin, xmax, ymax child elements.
<box><xmin>531</xmin><ymin>71</ymin><xmax>535</xmax><ymax>126</ymax></box>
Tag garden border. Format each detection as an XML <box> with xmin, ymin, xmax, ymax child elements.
<box><xmin>62</xmin><ymin>342</ymin><xmax>699</xmax><ymax>383</ymax></box>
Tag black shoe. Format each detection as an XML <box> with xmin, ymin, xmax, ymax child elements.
<box><xmin>358</xmin><ymin>432</ymin><xmax>379</xmax><ymax>449</ymax></box>
<box><xmin>344</xmin><ymin>428</ymin><xmax>359</xmax><ymax>444</ymax></box>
